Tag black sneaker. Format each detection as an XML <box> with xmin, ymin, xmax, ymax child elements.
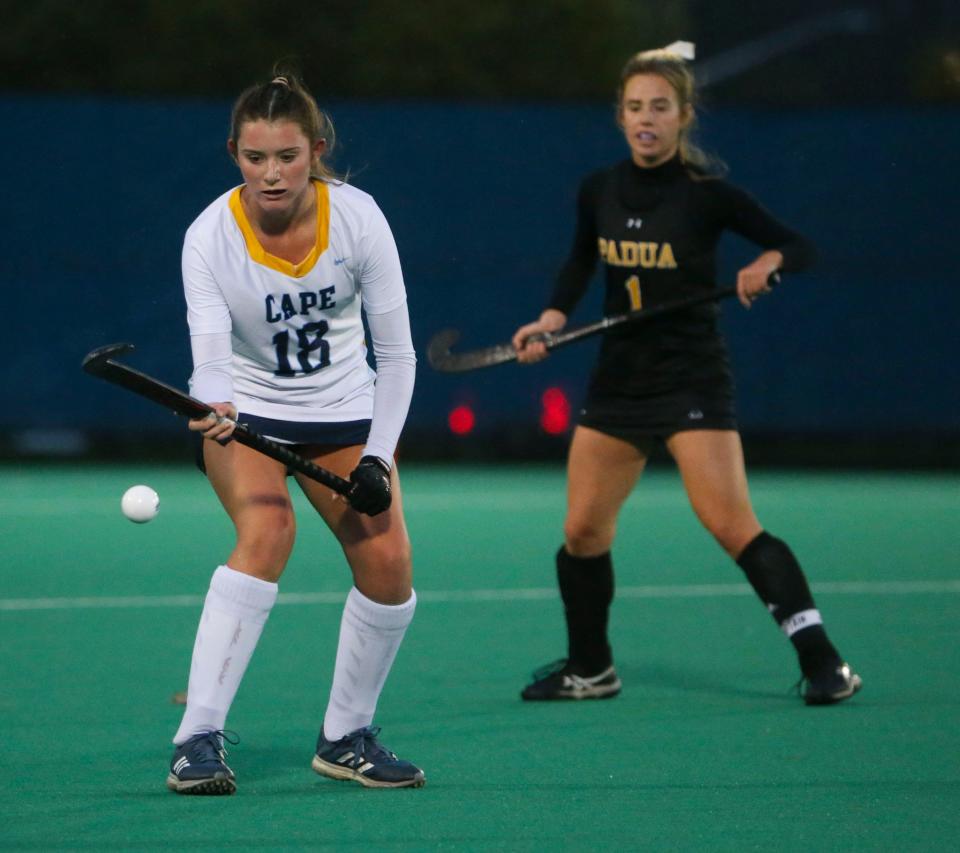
<box><xmin>521</xmin><ymin>658</ymin><xmax>622</xmax><ymax>701</ymax></box>
<box><xmin>312</xmin><ymin>725</ymin><xmax>425</xmax><ymax>788</ymax></box>
<box><xmin>166</xmin><ymin>730</ymin><xmax>238</xmax><ymax>795</ymax></box>
<box><xmin>802</xmin><ymin>661</ymin><xmax>863</xmax><ymax>705</ymax></box>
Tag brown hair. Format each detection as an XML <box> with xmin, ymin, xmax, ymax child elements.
<box><xmin>617</xmin><ymin>48</ymin><xmax>722</xmax><ymax>175</ymax></box>
<box><xmin>229</xmin><ymin>68</ymin><xmax>340</xmax><ymax>181</ymax></box>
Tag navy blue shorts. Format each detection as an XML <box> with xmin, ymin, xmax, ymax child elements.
<box><xmin>193</xmin><ymin>414</ymin><xmax>371</xmax><ymax>475</ymax></box>
<box><xmin>238</xmin><ymin>414</ymin><xmax>371</xmax><ymax>445</ymax></box>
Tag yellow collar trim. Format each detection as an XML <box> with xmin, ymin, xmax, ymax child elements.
<box><xmin>229</xmin><ymin>180</ymin><xmax>330</xmax><ymax>278</ymax></box>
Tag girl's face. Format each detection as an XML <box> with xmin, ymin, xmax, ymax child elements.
<box><xmin>229</xmin><ymin>119</ymin><xmax>324</xmax><ymax>217</ymax></box>
<box><xmin>618</xmin><ymin>73</ymin><xmax>690</xmax><ymax>168</ymax></box>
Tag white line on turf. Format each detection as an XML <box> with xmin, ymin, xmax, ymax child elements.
<box><xmin>0</xmin><ymin>493</ymin><xmax>573</xmax><ymax>516</ymax></box>
<box><xmin>1</xmin><ymin>580</ymin><xmax>959</xmax><ymax>611</ymax></box>
<box><xmin>4</xmin><ymin>488</ymin><xmax>953</xmax><ymax>516</ymax></box>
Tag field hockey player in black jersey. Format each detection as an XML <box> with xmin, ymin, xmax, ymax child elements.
<box><xmin>512</xmin><ymin>42</ymin><xmax>861</xmax><ymax>706</ymax></box>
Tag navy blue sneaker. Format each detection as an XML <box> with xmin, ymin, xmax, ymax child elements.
<box><xmin>521</xmin><ymin>658</ymin><xmax>622</xmax><ymax>701</ymax></box>
<box><xmin>312</xmin><ymin>725</ymin><xmax>425</xmax><ymax>788</ymax></box>
<box><xmin>166</xmin><ymin>730</ymin><xmax>238</xmax><ymax>795</ymax></box>
<box><xmin>802</xmin><ymin>662</ymin><xmax>863</xmax><ymax>706</ymax></box>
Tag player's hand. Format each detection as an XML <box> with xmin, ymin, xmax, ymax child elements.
<box><xmin>347</xmin><ymin>455</ymin><xmax>392</xmax><ymax>516</ymax></box>
<box><xmin>188</xmin><ymin>402</ymin><xmax>238</xmax><ymax>442</ymax></box>
<box><xmin>512</xmin><ymin>309</ymin><xmax>567</xmax><ymax>364</ymax></box>
<box><xmin>737</xmin><ymin>252</ymin><xmax>782</xmax><ymax>308</ymax></box>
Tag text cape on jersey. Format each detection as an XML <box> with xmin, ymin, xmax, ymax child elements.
<box><xmin>182</xmin><ymin>180</ymin><xmax>409</xmax><ymax>423</ymax></box>
<box><xmin>549</xmin><ymin>157</ymin><xmax>815</xmax><ymax>398</ymax></box>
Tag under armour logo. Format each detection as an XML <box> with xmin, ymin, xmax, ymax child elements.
<box><xmin>626</xmin><ymin>218</ymin><xmax>642</xmax><ymax>229</ymax></box>
<box><xmin>687</xmin><ymin>409</ymin><xmax>704</xmax><ymax>420</ymax></box>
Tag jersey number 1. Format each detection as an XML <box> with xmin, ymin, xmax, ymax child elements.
<box><xmin>625</xmin><ymin>275</ymin><xmax>643</xmax><ymax>311</ymax></box>
<box><xmin>272</xmin><ymin>321</ymin><xmax>331</xmax><ymax>376</ymax></box>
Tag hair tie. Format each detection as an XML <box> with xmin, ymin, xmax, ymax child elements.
<box><xmin>271</xmin><ymin>75</ymin><xmax>290</xmax><ymax>87</ymax></box>
<box><xmin>662</xmin><ymin>40</ymin><xmax>695</xmax><ymax>60</ymax></box>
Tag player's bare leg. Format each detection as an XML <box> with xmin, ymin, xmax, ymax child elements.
<box><xmin>204</xmin><ymin>439</ymin><xmax>298</xmax><ymax>581</ymax></box>
<box><xmin>295</xmin><ymin>444</ymin><xmax>411</xmax><ymax>603</ymax></box>
<box><xmin>665</xmin><ymin>429</ymin><xmax>760</xmax><ymax>557</ymax></box>
<box><xmin>564</xmin><ymin>426</ymin><xmax>648</xmax><ymax>557</ymax></box>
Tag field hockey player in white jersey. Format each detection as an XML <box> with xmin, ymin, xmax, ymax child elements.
<box><xmin>167</xmin><ymin>70</ymin><xmax>423</xmax><ymax>793</ymax></box>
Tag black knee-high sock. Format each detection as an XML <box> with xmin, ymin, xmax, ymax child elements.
<box><xmin>556</xmin><ymin>546</ymin><xmax>614</xmax><ymax>673</ymax></box>
<box><xmin>736</xmin><ymin>531</ymin><xmax>840</xmax><ymax>676</ymax></box>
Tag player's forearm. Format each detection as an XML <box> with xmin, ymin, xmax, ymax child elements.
<box><xmin>188</xmin><ymin>331</ymin><xmax>234</xmax><ymax>404</ymax></box>
<box><xmin>775</xmin><ymin>234</ymin><xmax>817</xmax><ymax>273</ymax></box>
<box><xmin>363</xmin><ymin>305</ymin><xmax>416</xmax><ymax>466</ymax></box>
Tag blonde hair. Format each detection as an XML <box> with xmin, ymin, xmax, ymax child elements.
<box><xmin>229</xmin><ymin>67</ymin><xmax>341</xmax><ymax>181</ymax></box>
<box><xmin>617</xmin><ymin>48</ymin><xmax>722</xmax><ymax>174</ymax></box>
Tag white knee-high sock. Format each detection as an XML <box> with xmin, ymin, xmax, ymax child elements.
<box><xmin>322</xmin><ymin>586</ymin><xmax>416</xmax><ymax>741</ymax></box>
<box><xmin>173</xmin><ymin>565</ymin><xmax>278</xmax><ymax>745</ymax></box>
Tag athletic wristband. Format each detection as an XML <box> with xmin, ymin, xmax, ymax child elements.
<box><xmin>362</xmin><ymin>455</ymin><xmax>391</xmax><ymax>474</ymax></box>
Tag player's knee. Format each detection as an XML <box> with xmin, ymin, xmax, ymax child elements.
<box><xmin>237</xmin><ymin>496</ymin><xmax>297</xmax><ymax>558</ymax></box>
<box><xmin>352</xmin><ymin>538</ymin><xmax>412</xmax><ymax>603</ymax></box>
<box><xmin>701</xmin><ymin>514</ymin><xmax>756</xmax><ymax>558</ymax></box>
<box><xmin>563</xmin><ymin>517</ymin><xmax>614</xmax><ymax>557</ymax></box>
<box><xmin>369</xmin><ymin>538</ymin><xmax>412</xmax><ymax>579</ymax></box>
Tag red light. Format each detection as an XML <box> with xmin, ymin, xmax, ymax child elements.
<box><xmin>541</xmin><ymin>409</ymin><xmax>569</xmax><ymax>434</ymax></box>
<box><xmin>542</xmin><ymin>388</ymin><xmax>567</xmax><ymax>408</ymax></box>
<box><xmin>448</xmin><ymin>404</ymin><xmax>475</xmax><ymax>435</ymax></box>
<box><xmin>540</xmin><ymin>386</ymin><xmax>571</xmax><ymax>435</ymax></box>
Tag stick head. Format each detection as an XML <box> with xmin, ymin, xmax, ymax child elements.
<box><xmin>82</xmin><ymin>342</ymin><xmax>135</xmax><ymax>374</ymax></box>
<box><xmin>426</xmin><ymin>329</ymin><xmax>461</xmax><ymax>370</ymax></box>
<box><xmin>427</xmin><ymin>327</ymin><xmax>521</xmax><ymax>372</ymax></box>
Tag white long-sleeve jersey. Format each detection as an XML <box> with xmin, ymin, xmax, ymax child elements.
<box><xmin>182</xmin><ymin>179</ymin><xmax>415</xmax><ymax>462</ymax></box>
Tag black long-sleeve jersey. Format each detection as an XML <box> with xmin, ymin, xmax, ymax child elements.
<box><xmin>548</xmin><ymin>156</ymin><xmax>816</xmax><ymax>397</ymax></box>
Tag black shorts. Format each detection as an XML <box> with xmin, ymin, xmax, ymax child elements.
<box><xmin>193</xmin><ymin>414</ymin><xmax>371</xmax><ymax>475</ymax></box>
<box><xmin>578</xmin><ymin>386</ymin><xmax>737</xmax><ymax>450</ymax></box>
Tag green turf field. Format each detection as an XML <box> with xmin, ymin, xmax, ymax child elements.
<box><xmin>2</xmin><ymin>463</ymin><xmax>959</xmax><ymax>850</ymax></box>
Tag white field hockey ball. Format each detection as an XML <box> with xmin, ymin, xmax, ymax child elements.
<box><xmin>121</xmin><ymin>485</ymin><xmax>160</xmax><ymax>523</ymax></box>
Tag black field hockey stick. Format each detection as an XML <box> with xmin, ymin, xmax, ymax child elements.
<box><xmin>82</xmin><ymin>343</ymin><xmax>352</xmax><ymax>496</ymax></box>
<box><xmin>428</xmin><ymin>277</ymin><xmax>777</xmax><ymax>373</ymax></box>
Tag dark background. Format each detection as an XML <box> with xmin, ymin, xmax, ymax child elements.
<box><xmin>2</xmin><ymin>0</ymin><xmax>958</xmax><ymax>467</ymax></box>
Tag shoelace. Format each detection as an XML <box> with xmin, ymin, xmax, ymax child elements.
<box><xmin>339</xmin><ymin>726</ymin><xmax>394</xmax><ymax>769</ymax></box>
<box><xmin>188</xmin><ymin>729</ymin><xmax>240</xmax><ymax>763</ymax></box>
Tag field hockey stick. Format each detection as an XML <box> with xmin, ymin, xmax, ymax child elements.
<box><xmin>82</xmin><ymin>343</ymin><xmax>352</xmax><ymax>496</ymax></box>
<box><xmin>427</xmin><ymin>287</ymin><xmax>737</xmax><ymax>373</ymax></box>
<box><xmin>428</xmin><ymin>282</ymin><xmax>755</xmax><ymax>373</ymax></box>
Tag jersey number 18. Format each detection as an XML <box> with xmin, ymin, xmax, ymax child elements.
<box><xmin>272</xmin><ymin>321</ymin><xmax>331</xmax><ymax>376</ymax></box>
